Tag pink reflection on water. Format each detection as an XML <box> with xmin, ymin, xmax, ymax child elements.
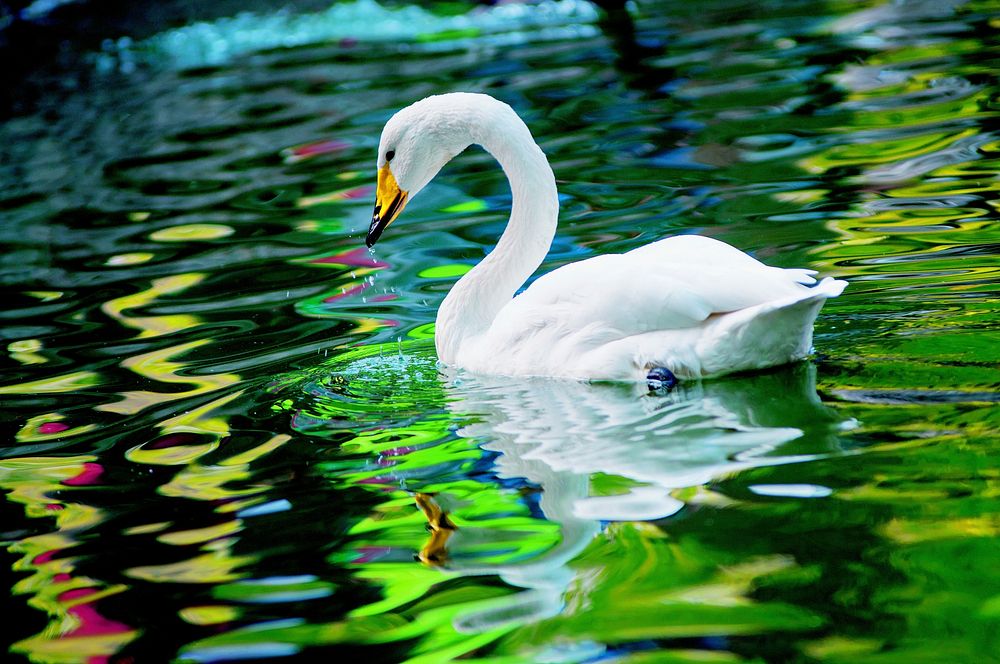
<box><xmin>337</xmin><ymin>186</ymin><xmax>371</xmax><ymax>200</ymax></box>
<box><xmin>355</xmin><ymin>476</ymin><xmax>396</xmax><ymax>486</ymax></box>
<box><xmin>144</xmin><ymin>432</ymin><xmax>205</xmax><ymax>449</ymax></box>
<box><xmin>281</xmin><ymin>139</ymin><xmax>350</xmax><ymax>163</ymax></box>
<box><xmin>353</xmin><ymin>546</ymin><xmax>391</xmax><ymax>563</ymax></box>
<box><xmin>38</xmin><ymin>422</ymin><xmax>69</xmax><ymax>434</ymax></box>
<box><xmin>59</xmin><ymin>593</ymin><xmax>131</xmax><ymax>660</ymax></box>
<box><xmin>324</xmin><ymin>284</ymin><xmax>366</xmax><ymax>302</ymax></box>
<box><xmin>33</xmin><ymin>550</ymin><xmax>57</xmax><ymax>565</ymax></box>
<box><xmin>311</xmin><ymin>248</ymin><xmax>388</xmax><ymax>268</ymax></box>
<box><xmin>382</xmin><ymin>446</ymin><xmax>418</xmax><ymax>457</ymax></box>
<box><xmin>63</xmin><ymin>463</ymin><xmax>104</xmax><ymax>486</ymax></box>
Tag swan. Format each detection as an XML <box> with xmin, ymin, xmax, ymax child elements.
<box><xmin>366</xmin><ymin>92</ymin><xmax>846</xmax><ymax>382</ymax></box>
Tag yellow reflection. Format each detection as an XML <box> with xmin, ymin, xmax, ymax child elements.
<box><xmin>102</xmin><ymin>273</ymin><xmax>205</xmax><ymax>339</ymax></box>
<box><xmin>353</xmin><ymin>317</ymin><xmax>393</xmax><ymax>335</ymax></box>
<box><xmin>126</xmin><ymin>544</ymin><xmax>254</xmax><ymax>584</ymax></box>
<box><xmin>16</xmin><ymin>414</ymin><xmax>97</xmax><ymax>443</ymax></box>
<box><xmin>216</xmin><ymin>496</ymin><xmax>266</xmax><ymax>514</ymax></box>
<box><xmin>179</xmin><ymin>605</ymin><xmax>242</xmax><ymax>626</ymax></box>
<box><xmin>158</xmin><ymin>520</ymin><xmax>244</xmax><ymax>546</ymax></box>
<box><xmin>773</xmin><ymin>189</ymin><xmax>828</xmax><ymax>204</ymax></box>
<box><xmin>160</xmin><ymin>390</ymin><xmax>244</xmax><ymax>437</ymax></box>
<box><xmin>123</xmin><ymin>522</ymin><xmax>171</xmax><ymax>536</ymax></box>
<box><xmin>98</xmin><ymin>341</ymin><xmax>240</xmax><ymax>416</ymax></box>
<box><xmin>804</xmin><ymin>636</ymin><xmax>884</xmax><ymax>660</ymax></box>
<box><xmin>882</xmin><ymin>516</ymin><xmax>999</xmax><ymax>544</ymax></box>
<box><xmin>156</xmin><ymin>433</ymin><xmax>290</xmax><ymax>499</ymax></box>
<box><xmin>106</xmin><ymin>252</ymin><xmax>155</xmax><ymax>266</ymax></box>
<box><xmin>126</xmin><ymin>438</ymin><xmax>220</xmax><ymax>466</ymax></box>
<box><xmin>24</xmin><ymin>290</ymin><xmax>63</xmax><ymax>301</ymax></box>
<box><xmin>150</xmin><ymin>223</ymin><xmax>234</xmax><ymax>241</ymax></box>
<box><xmin>13</xmin><ymin>628</ymin><xmax>136</xmax><ymax>664</ymax></box>
<box><xmin>124</xmin><ymin>428</ymin><xmax>292</xmax><ymax>606</ymax></box>
<box><xmin>799</xmin><ymin>129</ymin><xmax>976</xmax><ymax>174</ymax></box>
<box><xmin>9</xmin><ymin>338</ymin><xmax>46</xmax><ymax>365</ymax></box>
<box><xmin>0</xmin><ymin>371</ymin><xmax>100</xmax><ymax>395</ymax></box>
<box><xmin>221</xmin><ymin>433</ymin><xmax>291</xmax><ymax>466</ymax></box>
<box><xmin>1</xmin><ymin>455</ymin><xmax>97</xmax><ymax>513</ymax></box>
<box><xmin>892</xmin><ymin>179</ymin><xmax>1000</xmax><ymax>197</ymax></box>
<box><xmin>1</xmin><ymin>456</ymin><xmax>139</xmax><ymax>662</ymax></box>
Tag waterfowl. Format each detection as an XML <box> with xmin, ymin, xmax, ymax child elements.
<box><xmin>366</xmin><ymin>93</ymin><xmax>846</xmax><ymax>382</ymax></box>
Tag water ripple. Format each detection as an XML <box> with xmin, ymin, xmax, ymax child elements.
<box><xmin>1</xmin><ymin>0</ymin><xmax>998</xmax><ymax>662</ymax></box>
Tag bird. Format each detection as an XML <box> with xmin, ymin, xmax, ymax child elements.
<box><xmin>365</xmin><ymin>92</ymin><xmax>846</xmax><ymax>384</ymax></box>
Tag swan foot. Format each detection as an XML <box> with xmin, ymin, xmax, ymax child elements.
<box><xmin>646</xmin><ymin>367</ymin><xmax>678</xmax><ymax>392</ymax></box>
<box><xmin>414</xmin><ymin>492</ymin><xmax>456</xmax><ymax>566</ymax></box>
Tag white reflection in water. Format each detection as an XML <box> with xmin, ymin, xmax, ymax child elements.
<box><xmin>433</xmin><ymin>364</ymin><xmax>847</xmax><ymax>632</ymax></box>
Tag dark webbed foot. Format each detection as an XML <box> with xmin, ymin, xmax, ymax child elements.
<box><xmin>646</xmin><ymin>367</ymin><xmax>678</xmax><ymax>392</ymax></box>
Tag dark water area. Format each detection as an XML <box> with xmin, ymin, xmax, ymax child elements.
<box><xmin>2</xmin><ymin>0</ymin><xmax>999</xmax><ymax>662</ymax></box>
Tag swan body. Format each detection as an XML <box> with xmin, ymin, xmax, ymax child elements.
<box><xmin>367</xmin><ymin>93</ymin><xmax>846</xmax><ymax>381</ymax></box>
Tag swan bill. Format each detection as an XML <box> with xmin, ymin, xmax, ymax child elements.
<box><xmin>367</xmin><ymin>164</ymin><xmax>409</xmax><ymax>247</ymax></box>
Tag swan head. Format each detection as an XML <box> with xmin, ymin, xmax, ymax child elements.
<box><xmin>367</xmin><ymin>93</ymin><xmax>499</xmax><ymax>247</ymax></box>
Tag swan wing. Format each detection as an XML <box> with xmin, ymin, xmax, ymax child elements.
<box><xmin>627</xmin><ymin>234</ymin><xmax>818</xmax><ymax>285</ymax></box>
<box><xmin>492</xmin><ymin>236</ymin><xmax>819</xmax><ymax>345</ymax></box>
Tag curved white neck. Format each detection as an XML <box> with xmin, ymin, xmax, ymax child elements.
<box><xmin>435</xmin><ymin>108</ymin><xmax>559</xmax><ymax>363</ymax></box>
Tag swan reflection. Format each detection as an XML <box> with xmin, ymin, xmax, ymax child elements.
<box><xmin>421</xmin><ymin>363</ymin><xmax>846</xmax><ymax>631</ymax></box>
<box><xmin>281</xmin><ymin>350</ymin><xmax>847</xmax><ymax>637</ymax></box>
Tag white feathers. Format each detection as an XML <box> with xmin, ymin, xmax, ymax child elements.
<box><xmin>377</xmin><ymin>93</ymin><xmax>846</xmax><ymax>381</ymax></box>
<box><xmin>467</xmin><ymin>239</ymin><xmax>846</xmax><ymax>380</ymax></box>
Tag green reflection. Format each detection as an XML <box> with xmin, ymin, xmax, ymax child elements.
<box><xmin>3</xmin><ymin>0</ymin><xmax>999</xmax><ymax>661</ymax></box>
<box><xmin>255</xmin><ymin>348</ymin><xmax>852</xmax><ymax>662</ymax></box>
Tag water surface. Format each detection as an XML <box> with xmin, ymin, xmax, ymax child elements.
<box><xmin>2</xmin><ymin>0</ymin><xmax>998</xmax><ymax>662</ymax></box>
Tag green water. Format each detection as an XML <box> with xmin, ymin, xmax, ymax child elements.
<box><xmin>2</xmin><ymin>0</ymin><xmax>998</xmax><ymax>662</ymax></box>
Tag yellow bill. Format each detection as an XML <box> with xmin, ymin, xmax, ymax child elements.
<box><xmin>366</xmin><ymin>164</ymin><xmax>409</xmax><ymax>247</ymax></box>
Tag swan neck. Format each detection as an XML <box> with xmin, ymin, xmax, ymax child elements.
<box><xmin>437</xmin><ymin>107</ymin><xmax>558</xmax><ymax>362</ymax></box>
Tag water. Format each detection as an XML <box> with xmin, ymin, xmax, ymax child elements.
<box><xmin>2</xmin><ymin>0</ymin><xmax>998</xmax><ymax>662</ymax></box>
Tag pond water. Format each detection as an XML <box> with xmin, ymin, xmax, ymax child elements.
<box><xmin>2</xmin><ymin>0</ymin><xmax>998</xmax><ymax>662</ymax></box>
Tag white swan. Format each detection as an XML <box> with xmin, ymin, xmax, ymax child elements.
<box><xmin>366</xmin><ymin>93</ymin><xmax>846</xmax><ymax>381</ymax></box>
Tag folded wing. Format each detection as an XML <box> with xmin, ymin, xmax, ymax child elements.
<box><xmin>492</xmin><ymin>235</ymin><xmax>822</xmax><ymax>347</ymax></box>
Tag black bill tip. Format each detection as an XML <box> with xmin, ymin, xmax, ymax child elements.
<box><xmin>366</xmin><ymin>204</ymin><xmax>384</xmax><ymax>248</ymax></box>
<box><xmin>366</xmin><ymin>192</ymin><xmax>406</xmax><ymax>248</ymax></box>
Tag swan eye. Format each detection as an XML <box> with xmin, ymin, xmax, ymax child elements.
<box><xmin>385</xmin><ymin>150</ymin><xmax>395</xmax><ymax>162</ymax></box>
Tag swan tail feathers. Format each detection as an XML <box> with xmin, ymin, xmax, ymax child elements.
<box><xmin>813</xmin><ymin>276</ymin><xmax>848</xmax><ymax>298</ymax></box>
<box><xmin>670</xmin><ymin>278</ymin><xmax>846</xmax><ymax>378</ymax></box>
<box><xmin>783</xmin><ymin>267</ymin><xmax>819</xmax><ymax>285</ymax></box>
